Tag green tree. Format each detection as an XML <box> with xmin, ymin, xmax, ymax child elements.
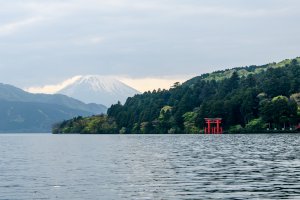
<box><xmin>245</xmin><ymin>118</ymin><xmax>267</xmax><ymax>132</ymax></box>
<box><xmin>183</xmin><ymin>111</ymin><xmax>199</xmax><ymax>134</ymax></box>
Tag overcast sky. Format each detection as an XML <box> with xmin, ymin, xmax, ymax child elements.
<box><xmin>1</xmin><ymin>0</ymin><xmax>300</xmax><ymax>91</ymax></box>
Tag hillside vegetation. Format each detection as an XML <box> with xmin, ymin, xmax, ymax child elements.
<box><xmin>53</xmin><ymin>115</ymin><xmax>117</xmax><ymax>134</ymax></box>
<box><xmin>54</xmin><ymin>58</ymin><xmax>300</xmax><ymax>134</ymax></box>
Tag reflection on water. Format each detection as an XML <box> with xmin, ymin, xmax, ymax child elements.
<box><xmin>1</xmin><ymin>134</ymin><xmax>300</xmax><ymax>199</ymax></box>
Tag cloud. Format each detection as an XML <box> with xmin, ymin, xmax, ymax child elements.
<box><xmin>0</xmin><ymin>1</ymin><xmax>85</xmax><ymax>37</ymax></box>
<box><xmin>0</xmin><ymin>17</ymin><xmax>44</xmax><ymax>36</ymax></box>
<box><xmin>26</xmin><ymin>76</ymin><xmax>82</xmax><ymax>94</ymax></box>
<box><xmin>71</xmin><ymin>36</ymin><xmax>106</xmax><ymax>45</ymax></box>
<box><xmin>119</xmin><ymin>76</ymin><xmax>193</xmax><ymax>92</ymax></box>
<box><xmin>25</xmin><ymin>75</ymin><xmax>193</xmax><ymax>94</ymax></box>
<box><xmin>1</xmin><ymin>0</ymin><xmax>300</xmax><ymax>88</ymax></box>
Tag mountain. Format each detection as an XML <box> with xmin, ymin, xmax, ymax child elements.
<box><xmin>54</xmin><ymin>57</ymin><xmax>300</xmax><ymax>134</ymax></box>
<box><xmin>0</xmin><ymin>83</ymin><xmax>107</xmax><ymax>114</ymax></box>
<box><xmin>0</xmin><ymin>83</ymin><xmax>107</xmax><ymax>132</ymax></box>
<box><xmin>56</xmin><ymin>75</ymin><xmax>140</xmax><ymax>107</ymax></box>
<box><xmin>0</xmin><ymin>100</ymin><xmax>93</xmax><ymax>133</ymax></box>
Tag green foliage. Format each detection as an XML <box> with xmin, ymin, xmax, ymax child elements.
<box><xmin>259</xmin><ymin>96</ymin><xmax>297</xmax><ymax>127</ymax></box>
<box><xmin>290</xmin><ymin>93</ymin><xmax>300</xmax><ymax>106</ymax></box>
<box><xmin>119</xmin><ymin>127</ymin><xmax>127</xmax><ymax>134</ymax></box>
<box><xmin>201</xmin><ymin>57</ymin><xmax>300</xmax><ymax>82</ymax></box>
<box><xmin>183</xmin><ymin>111</ymin><xmax>200</xmax><ymax>134</ymax></box>
<box><xmin>168</xmin><ymin>127</ymin><xmax>178</xmax><ymax>134</ymax></box>
<box><xmin>140</xmin><ymin>122</ymin><xmax>153</xmax><ymax>134</ymax></box>
<box><xmin>52</xmin><ymin>115</ymin><xmax>118</xmax><ymax>134</ymax></box>
<box><xmin>229</xmin><ymin>125</ymin><xmax>244</xmax><ymax>133</ymax></box>
<box><xmin>159</xmin><ymin>106</ymin><xmax>172</xmax><ymax>120</ymax></box>
<box><xmin>245</xmin><ymin>118</ymin><xmax>267</xmax><ymax>131</ymax></box>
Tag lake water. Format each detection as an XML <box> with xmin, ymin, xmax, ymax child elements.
<box><xmin>1</xmin><ymin>134</ymin><xmax>300</xmax><ymax>200</ymax></box>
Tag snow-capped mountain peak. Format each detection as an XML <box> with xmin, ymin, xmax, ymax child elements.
<box><xmin>76</xmin><ymin>75</ymin><xmax>125</xmax><ymax>92</ymax></box>
<box><xmin>57</xmin><ymin>75</ymin><xmax>140</xmax><ymax>107</ymax></box>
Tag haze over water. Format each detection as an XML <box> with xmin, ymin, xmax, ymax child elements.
<box><xmin>1</xmin><ymin>134</ymin><xmax>300</xmax><ymax>199</ymax></box>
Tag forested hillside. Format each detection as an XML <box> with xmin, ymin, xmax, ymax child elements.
<box><xmin>54</xmin><ymin>58</ymin><xmax>300</xmax><ymax>134</ymax></box>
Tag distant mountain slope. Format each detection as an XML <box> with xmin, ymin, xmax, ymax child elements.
<box><xmin>57</xmin><ymin>75</ymin><xmax>140</xmax><ymax>107</ymax></box>
<box><xmin>0</xmin><ymin>100</ymin><xmax>92</xmax><ymax>133</ymax></box>
<box><xmin>186</xmin><ymin>57</ymin><xmax>300</xmax><ymax>85</ymax></box>
<box><xmin>0</xmin><ymin>83</ymin><xmax>107</xmax><ymax>132</ymax></box>
<box><xmin>0</xmin><ymin>83</ymin><xmax>107</xmax><ymax>114</ymax></box>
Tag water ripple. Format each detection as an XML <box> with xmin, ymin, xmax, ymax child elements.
<box><xmin>0</xmin><ymin>134</ymin><xmax>300</xmax><ymax>199</ymax></box>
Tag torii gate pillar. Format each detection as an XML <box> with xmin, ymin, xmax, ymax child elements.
<box><xmin>204</xmin><ymin>118</ymin><xmax>223</xmax><ymax>134</ymax></box>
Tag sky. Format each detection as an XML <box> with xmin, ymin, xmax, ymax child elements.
<box><xmin>1</xmin><ymin>0</ymin><xmax>300</xmax><ymax>92</ymax></box>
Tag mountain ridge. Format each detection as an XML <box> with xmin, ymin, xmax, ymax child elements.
<box><xmin>57</xmin><ymin>75</ymin><xmax>141</xmax><ymax>107</ymax></box>
<box><xmin>0</xmin><ymin>83</ymin><xmax>107</xmax><ymax>114</ymax></box>
<box><xmin>186</xmin><ymin>57</ymin><xmax>300</xmax><ymax>85</ymax></box>
<box><xmin>0</xmin><ymin>99</ymin><xmax>93</xmax><ymax>133</ymax></box>
<box><xmin>0</xmin><ymin>83</ymin><xmax>107</xmax><ymax>132</ymax></box>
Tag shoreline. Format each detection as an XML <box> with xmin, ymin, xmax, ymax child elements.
<box><xmin>52</xmin><ymin>131</ymin><xmax>300</xmax><ymax>135</ymax></box>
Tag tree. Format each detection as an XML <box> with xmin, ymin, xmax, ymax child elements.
<box><xmin>245</xmin><ymin>118</ymin><xmax>267</xmax><ymax>132</ymax></box>
<box><xmin>172</xmin><ymin>82</ymin><xmax>181</xmax><ymax>88</ymax></box>
<box><xmin>183</xmin><ymin>111</ymin><xmax>199</xmax><ymax>134</ymax></box>
<box><xmin>140</xmin><ymin>122</ymin><xmax>153</xmax><ymax>134</ymax></box>
<box><xmin>259</xmin><ymin>96</ymin><xmax>298</xmax><ymax>129</ymax></box>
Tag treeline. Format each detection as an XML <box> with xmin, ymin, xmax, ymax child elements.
<box><xmin>53</xmin><ymin>115</ymin><xmax>117</xmax><ymax>134</ymax></box>
<box><xmin>107</xmin><ymin>59</ymin><xmax>300</xmax><ymax>134</ymax></box>
<box><xmin>53</xmin><ymin>58</ymin><xmax>300</xmax><ymax>134</ymax></box>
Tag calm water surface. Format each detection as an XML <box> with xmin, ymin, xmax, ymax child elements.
<box><xmin>1</xmin><ymin>134</ymin><xmax>300</xmax><ymax>200</ymax></box>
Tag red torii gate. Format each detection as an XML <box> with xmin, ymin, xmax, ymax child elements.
<box><xmin>204</xmin><ymin>118</ymin><xmax>223</xmax><ymax>134</ymax></box>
